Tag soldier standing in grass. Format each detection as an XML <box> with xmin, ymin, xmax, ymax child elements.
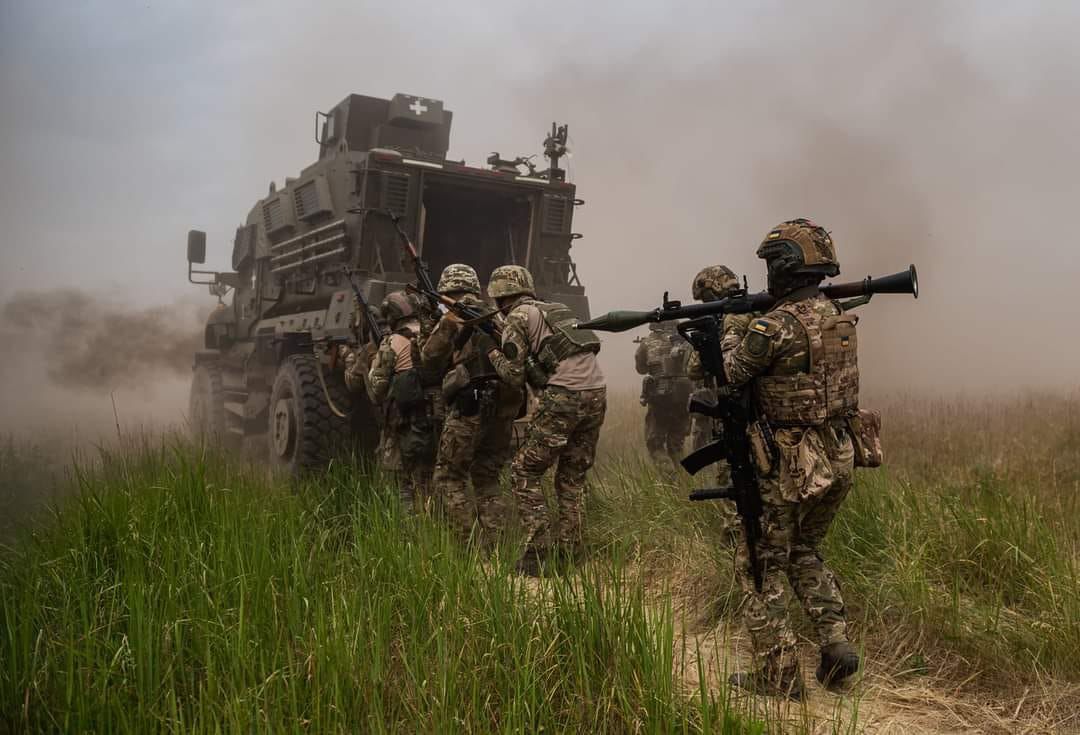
<box><xmin>421</xmin><ymin>264</ymin><xmax>523</xmax><ymax>546</ymax></box>
<box><xmin>723</xmin><ymin>219</ymin><xmax>862</xmax><ymax>700</ymax></box>
<box><xmin>366</xmin><ymin>291</ymin><xmax>443</xmax><ymax>511</ymax></box>
<box><xmin>687</xmin><ymin>265</ymin><xmax>745</xmax><ymax>456</ymax></box>
<box><xmin>481</xmin><ymin>265</ymin><xmax>606</xmax><ymax>576</ymax></box>
<box><xmin>634</xmin><ymin>321</ymin><xmax>693</xmax><ymax>469</ymax></box>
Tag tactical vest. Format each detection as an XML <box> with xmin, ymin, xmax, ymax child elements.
<box><xmin>755</xmin><ymin>299</ymin><xmax>859</xmax><ymax>426</ymax></box>
<box><xmin>456</xmin><ymin>331</ymin><xmax>499</xmax><ymax>382</ymax></box>
<box><xmin>531</xmin><ymin>300</ymin><xmax>602</xmax><ymax>373</ymax></box>
<box><xmin>641</xmin><ymin>332</ymin><xmax>691</xmax><ymax>401</ymax></box>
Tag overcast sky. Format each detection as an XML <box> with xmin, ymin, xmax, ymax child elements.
<box><xmin>2</xmin><ymin>1</ymin><xmax>1079</xmax><ymax>410</ymax></box>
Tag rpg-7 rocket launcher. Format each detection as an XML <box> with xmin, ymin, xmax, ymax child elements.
<box><xmin>577</xmin><ymin>265</ymin><xmax>919</xmax><ymax>333</ymax></box>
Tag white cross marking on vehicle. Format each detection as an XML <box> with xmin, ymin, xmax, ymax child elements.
<box><xmin>409</xmin><ymin>99</ymin><xmax>428</xmax><ymax>116</ymax></box>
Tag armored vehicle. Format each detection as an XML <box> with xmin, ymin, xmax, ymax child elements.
<box><xmin>185</xmin><ymin>92</ymin><xmax>589</xmax><ymax>473</ymax></box>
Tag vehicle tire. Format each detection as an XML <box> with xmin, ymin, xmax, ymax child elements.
<box><xmin>268</xmin><ymin>354</ymin><xmax>352</xmax><ymax>475</ymax></box>
<box><xmin>189</xmin><ymin>363</ymin><xmax>226</xmax><ymax>440</ymax></box>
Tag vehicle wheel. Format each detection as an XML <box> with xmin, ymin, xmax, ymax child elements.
<box><xmin>189</xmin><ymin>363</ymin><xmax>226</xmax><ymax>439</ymax></box>
<box><xmin>268</xmin><ymin>354</ymin><xmax>351</xmax><ymax>475</ymax></box>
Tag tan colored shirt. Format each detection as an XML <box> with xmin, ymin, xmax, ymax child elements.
<box><xmin>489</xmin><ymin>300</ymin><xmax>605</xmax><ymax>391</ymax></box>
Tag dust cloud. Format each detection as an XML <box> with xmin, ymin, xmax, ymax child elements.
<box><xmin>503</xmin><ymin>2</ymin><xmax>1080</xmax><ymax>393</ymax></box>
<box><xmin>0</xmin><ymin>290</ymin><xmax>204</xmax><ymax>437</ymax></box>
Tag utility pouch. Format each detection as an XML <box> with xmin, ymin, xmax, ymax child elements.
<box><xmin>525</xmin><ymin>355</ymin><xmax>549</xmax><ymax>389</ymax></box>
<box><xmin>747</xmin><ymin>420</ymin><xmax>775</xmax><ymax>475</ymax></box>
<box><xmin>442</xmin><ymin>364</ymin><xmax>471</xmax><ymax>402</ymax></box>
<box><xmin>847</xmin><ymin>409</ymin><xmax>884</xmax><ymax>468</ymax></box>
<box><xmin>454</xmin><ymin>385</ymin><xmax>481</xmax><ymax>417</ymax></box>
<box><xmin>641</xmin><ymin>375</ymin><xmax>656</xmax><ymax>402</ymax></box>
<box><xmin>389</xmin><ymin>370</ymin><xmax>426</xmax><ymax>412</ymax></box>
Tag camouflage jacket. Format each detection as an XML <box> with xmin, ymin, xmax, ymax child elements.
<box><xmin>420</xmin><ymin>294</ymin><xmax>496</xmax><ymax>379</ymax></box>
<box><xmin>367</xmin><ymin>321</ymin><xmax>421</xmax><ymax>405</ymax></box>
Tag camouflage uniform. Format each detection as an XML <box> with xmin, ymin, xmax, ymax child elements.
<box><xmin>634</xmin><ymin>322</ymin><xmax>693</xmax><ymax>468</ymax></box>
<box><xmin>367</xmin><ymin>292</ymin><xmax>443</xmax><ymax>510</ymax></box>
<box><xmin>422</xmin><ymin>264</ymin><xmax>523</xmax><ymax>543</ymax></box>
<box><xmin>686</xmin><ymin>266</ymin><xmax>746</xmax><ymax>490</ymax></box>
<box><xmin>485</xmin><ymin>266</ymin><xmax>606</xmax><ymax>573</ymax></box>
<box><xmin>724</xmin><ymin>219</ymin><xmax>861</xmax><ymax>698</ymax></box>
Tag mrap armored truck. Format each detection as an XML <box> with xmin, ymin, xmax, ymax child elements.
<box><xmin>185</xmin><ymin>92</ymin><xmax>589</xmax><ymax>473</ymax></box>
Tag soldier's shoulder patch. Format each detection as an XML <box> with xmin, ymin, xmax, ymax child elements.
<box><xmin>749</xmin><ymin>317</ymin><xmax>781</xmax><ymax>336</ymax></box>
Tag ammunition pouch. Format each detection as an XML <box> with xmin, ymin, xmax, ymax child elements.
<box><xmin>641</xmin><ymin>375</ymin><xmax>656</xmax><ymax>403</ymax></box>
<box><xmin>746</xmin><ymin>420</ymin><xmax>776</xmax><ymax>475</ymax></box>
<box><xmin>847</xmin><ymin>408</ymin><xmax>883</xmax><ymax>468</ymax></box>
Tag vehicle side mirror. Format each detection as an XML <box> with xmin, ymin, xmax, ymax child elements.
<box><xmin>187</xmin><ymin>230</ymin><xmax>207</xmax><ymax>264</ymax></box>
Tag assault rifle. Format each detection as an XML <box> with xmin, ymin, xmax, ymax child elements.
<box><xmin>405</xmin><ymin>283</ymin><xmax>504</xmax><ymax>338</ymax></box>
<box><xmin>343</xmin><ymin>266</ymin><xmax>386</xmax><ymax>345</ymax></box>
<box><xmin>581</xmin><ymin>265</ymin><xmax>920</xmax><ymax>593</ymax></box>
<box><xmin>380</xmin><ymin>208</ymin><xmax>442</xmax><ymax>314</ymax></box>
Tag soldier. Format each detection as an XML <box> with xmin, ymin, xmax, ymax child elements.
<box><xmin>634</xmin><ymin>321</ymin><xmax>693</xmax><ymax>468</ymax></box>
<box><xmin>421</xmin><ymin>264</ymin><xmax>523</xmax><ymax>546</ymax></box>
<box><xmin>480</xmin><ymin>265</ymin><xmax>606</xmax><ymax>576</ymax></box>
<box><xmin>688</xmin><ymin>265</ymin><xmax>744</xmax><ymax>454</ymax></box>
<box><xmin>722</xmin><ymin>219</ymin><xmax>861</xmax><ymax>700</ymax></box>
<box><xmin>366</xmin><ymin>291</ymin><xmax>443</xmax><ymax>510</ymax></box>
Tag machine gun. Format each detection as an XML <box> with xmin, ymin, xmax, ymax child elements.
<box><xmin>582</xmin><ymin>265</ymin><xmax>920</xmax><ymax>592</ymax></box>
<box><xmin>577</xmin><ymin>265</ymin><xmax>919</xmax><ymax>333</ymax></box>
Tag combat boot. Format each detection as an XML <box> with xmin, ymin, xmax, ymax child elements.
<box><xmin>816</xmin><ymin>642</ymin><xmax>860</xmax><ymax>687</ymax></box>
<box><xmin>728</xmin><ymin>663</ymin><xmax>804</xmax><ymax>702</ymax></box>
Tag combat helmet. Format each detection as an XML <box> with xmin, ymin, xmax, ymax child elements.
<box><xmin>649</xmin><ymin>320</ymin><xmax>677</xmax><ymax>332</ymax></box>
<box><xmin>691</xmin><ymin>265</ymin><xmax>741</xmax><ymax>302</ymax></box>
<box><xmin>437</xmin><ymin>263</ymin><xmax>481</xmax><ymax>295</ymax></box>
<box><xmin>487</xmin><ymin>265</ymin><xmax>535</xmax><ymax>299</ymax></box>
<box><xmin>380</xmin><ymin>290</ymin><xmax>416</xmax><ymax>328</ymax></box>
<box><xmin>756</xmin><ymin>218</ymin><xmax>840</xmax><ymax>280</ymax></box>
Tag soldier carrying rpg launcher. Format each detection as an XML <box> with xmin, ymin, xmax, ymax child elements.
<box><xmin>579</xmin><ymin>219</ymin><xmax>918</xmax><ymax>701</ymax></box>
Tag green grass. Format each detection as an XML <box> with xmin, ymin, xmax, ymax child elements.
<box><xmin>5</xmin><ymin>392</ymin><xmax>1080</xmax><ymax>731</ymax></box>
<box><xmin>0</xmin><ymin>436</ymin><xmax>757</xmax><ymax>733</ymax></box>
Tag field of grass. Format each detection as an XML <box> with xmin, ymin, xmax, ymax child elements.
<box><xmin>2</xmin><ymin>391</ymin><xmax>1079</xmax><ymax>732</ymax></box>
<box><xmin>0</xmin><ymin>436</ymin><xmax>758</xmax><ymax>733</ymax></box>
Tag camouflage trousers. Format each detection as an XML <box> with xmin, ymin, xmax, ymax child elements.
<box><xmin>644</xmin><ymin>400</ymin><xmax>690</xmax><ymax>467</ymax></box>
<box><xmin>511</xmin><ymin>386</ymin><xmax>607</xmax><ymax>552</ymax></box>
<box><xmin>381</xmin><ymin>414</ymin><xmax>440</xmax><ymax>512</ymax></box>
<box><xmin>734</xmin><ymin>422</ymin><xmax>855</xmax><ymax>668</ymax></box>
<box><xmin>434</xmin><ymin>405</ymin><xmax>516</xmax><ymax>542</ymax></box>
